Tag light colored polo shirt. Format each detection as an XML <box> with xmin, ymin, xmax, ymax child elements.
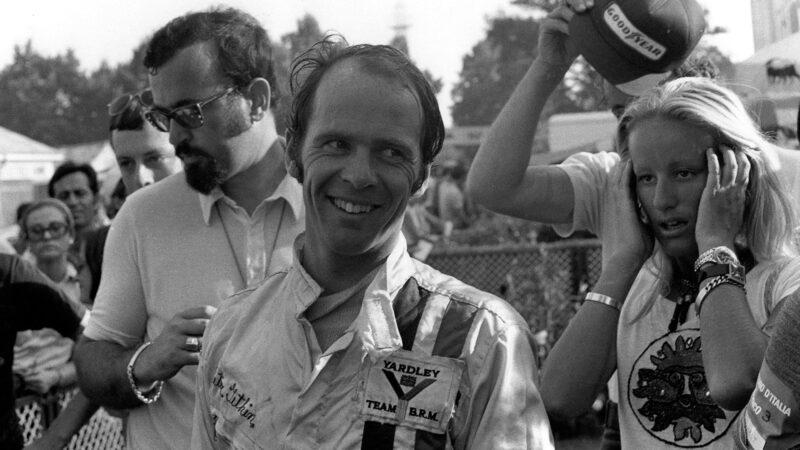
<box><xmin>83</xmin><ymin>149</ymin><xmax>304</xmax><ymax>449</ymax></box>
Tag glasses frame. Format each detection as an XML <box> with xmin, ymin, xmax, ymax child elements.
<box><xmin>26</xmin><ymin>221</ymin><xmax>70</xmax><ymax>242</ymax></box>
<box><xmin>108</xmin><ymin>89</ymin><xmax>154</xmax><ymax>117</ymax></box>
<box><xmin>144</xmin><ymin>87</ymin><xmax>237</xmax><ymax>132</ymax></box>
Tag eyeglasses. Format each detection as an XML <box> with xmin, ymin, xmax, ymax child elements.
<box><xmin>144</xmin><ymin>87</ymin><xmax>237</xmax><ymax>132</ymax></box>
<box><xmin>108</xmin><ymin>89</ymin><xmax>154</xmax><ymax>117</ymax></box>
<box><xmin>26</xmin><ymin>222</ymin><xmax>69</xmax><ymax>242</ymax></box>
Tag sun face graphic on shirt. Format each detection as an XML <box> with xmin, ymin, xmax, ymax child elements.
<box><xmin>628</xmin><ymin>331</ymin><xmax>737</xmax><ymax>447</ymax></box>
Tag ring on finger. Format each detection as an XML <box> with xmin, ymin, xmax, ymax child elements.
<box><xmin>185</xmin><ymin>336</ymin><xmax>201</xmax><ymax>352</ymax></box>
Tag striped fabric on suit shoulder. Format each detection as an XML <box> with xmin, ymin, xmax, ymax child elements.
<box><xmin>362</xmin><ymin>277</ymin><xmax>479</xmax><ymax>450</ymax></box>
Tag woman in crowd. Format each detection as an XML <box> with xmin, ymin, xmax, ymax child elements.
<box><xmin>14</xmin><ymin>199</ymin><xmax>88</xmax><ymax>398</ymax></box>
<box><xmin>541</xmin><ymin>77</ymin><xmax>800</xmax><ymax>449</ymax></box>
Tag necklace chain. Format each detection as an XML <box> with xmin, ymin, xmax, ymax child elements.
<box><xmin>216</xmin><ymin>204</ymin><xmax>246</xmax><ymax>289</ymax></box>
<box><xmin>215</xmin><ymin>200</ymin><xmax>288</xmax><ymax>290</ymax></box>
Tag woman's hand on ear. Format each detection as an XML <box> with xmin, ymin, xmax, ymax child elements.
<box><xmin>602</xmin><ymin>159</ymin><xmax>652</xmax><ymax>273</ymax></box>
<box><xmin>696</xmin><ymin>145</ymin><xmax>749</xmax><ymax>251</ymax></box>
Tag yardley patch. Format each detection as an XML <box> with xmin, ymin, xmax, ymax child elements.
<box><xmin>603</xmin><ymin>3</ymin><xmax>666</xmax><ymax>61</ymax></box>
<box><xmin>359</xmin><ymin>350</ymin><xmax>463</xmax><ymax>434</ymax></box>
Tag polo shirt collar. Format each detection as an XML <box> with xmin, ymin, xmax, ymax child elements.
<box><xmin>198</xmin><ymin>187</ymin><xmax>225</xmax><ymax>225</ymax></box>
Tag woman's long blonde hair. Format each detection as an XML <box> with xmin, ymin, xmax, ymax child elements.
<box><xmin>616</xmin><ymin>77</ymin><xmax>798</xmax><ymax>316</ymax></box>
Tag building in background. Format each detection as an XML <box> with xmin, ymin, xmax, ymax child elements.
<box><xmin>750</xmin><ymin>0</ymin><xmax>800</xmax><ymax>51</ymax></box>
<box><xmin>0</xmin><ymin>126</ymin><xmax>63</xmax><ymax>229</ymax></box>
<box><xmin>441</xmin><ymin>115</ymin><xmax>617</xmax><ymax>169</ymax></box>
<box><xmin>542</xmin><ymin>111</ymin><xmax>616</xmax><ymax>165</ymax></box>
<box><xmin>736</xmin><ymin>16</ymin><xmax>799</xmax><ymax>145</ymax></box>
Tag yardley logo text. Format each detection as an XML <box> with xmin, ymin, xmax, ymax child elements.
<box><xmin>603</xmin><ymin>3</ymin><xmax>666</xmax><ymax>61</ymax></box>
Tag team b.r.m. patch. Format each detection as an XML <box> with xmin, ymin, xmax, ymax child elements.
<box><xmin>359</xmin><ymin>350</ymin><xmax>464</xmax><ymax>434</ymax></box>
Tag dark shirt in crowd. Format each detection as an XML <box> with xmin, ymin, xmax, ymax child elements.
<box><xmin>0</xmin><ymin>255</ymin><xmax>81</xmax><ymax>450</ymax></box>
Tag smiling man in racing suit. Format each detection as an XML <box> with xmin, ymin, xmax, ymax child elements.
<box><xmin>192</xmin><ymin>38</ymin><xmax>554</xmax><ymax>449</ymax></box>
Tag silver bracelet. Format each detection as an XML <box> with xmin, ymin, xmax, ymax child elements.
<box><xmin>695</xmin><ymin>276</ymin><xmax>746</xmax><ymax>315</ymax></box>
<box><xmin>693</xmin><ymin>246</ymin><xmax>739</xmax><ymax>272</ymax></box>
<box><xmin>126</xmin><ymin>342</ymin><xmax>163</xmax><ymax>404</ymax></box>
<box><xmin>583</xmin><ymin>292</ymin><xmax>621</xmax><ymax>311</ymax></box>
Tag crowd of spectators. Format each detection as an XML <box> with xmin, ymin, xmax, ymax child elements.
<box><xmin>3</xmin><ymin>1</ymin><xmax>800</xmax><ymax>449</ymax></box>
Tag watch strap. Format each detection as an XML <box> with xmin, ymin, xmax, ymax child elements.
<box><xmin>696</xmin><ymin>261</ymin><xmax>746</xmax><ymax>285</ymax></box>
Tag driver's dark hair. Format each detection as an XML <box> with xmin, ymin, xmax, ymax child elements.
<box><xmin>286</xmin><ymin>35</ymin><xmax>444</xmax><ymax>192</ymax></box>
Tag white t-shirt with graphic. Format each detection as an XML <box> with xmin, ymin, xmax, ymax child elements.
<box><xmin>615</xmin><ymin>257</ymin><xmax>800</xmax><ymax>449</ymax></box>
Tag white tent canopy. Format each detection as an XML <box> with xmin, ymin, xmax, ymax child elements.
<box><xmin>741</xmin><ymin>32</ymin><xmax>800</xmax><ymax>64</ymax></box>
<box><xmin>732</xmin><ymin>32</ymin><xmax>800</xmax><ymax>134</ymax></box>
<box><xmin>734</xmin><ymin>32</ymin><xmax>800</xmax><ymax>99</ymax></box>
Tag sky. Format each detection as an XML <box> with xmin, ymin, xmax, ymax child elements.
<box><xmin>1</xmin><ymin>0</ymin><xmax>754</xmax><ymax>127</ymax></box>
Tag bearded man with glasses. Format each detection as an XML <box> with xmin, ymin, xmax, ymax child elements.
<box><xmin>73</xmin><ymin>7</ymin><xmax>304</xmax><ymax>449</ymax></box>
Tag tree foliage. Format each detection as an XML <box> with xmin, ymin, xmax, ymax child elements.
<box><xmin>451</xmin><ymin>17</ymin><xmax>541</xmax><ymax>126</ymax></box>
<box><xmin>0</xmin><ymin>40</ymin><xmax>150</xmax><ymax>147</ymax></box>
<box><xmin>0</xmin><ymin>11</ymin><xmax>447</xmax><ymax>147</ymax></box>
<box><xmin>688</xmin><ymin>44</ymin><xmax>735</xmax><ymax>81</ymax></box>
<box><xmin>0</xmin><ymin>16</ymin><xmax>326</xmax><ymax>146</ymax></box>
<box><xmin>390</xmin><ymin>35</ymin><xmax>443</xmax><ymax>94</ymax></box>
<box><xmin>449</xmin><ymin>8</ymin><xmax>737</xmax><ymax>134</ymax></box>
<box><xmin>450</xmin><ymin>16</ymin><xmax>597</xmax><ymax>131</ymax></box>
<box><xmin>0</xmin><ymin>42</ymin><xmax>95</xmax><ymax>146</ymax></box>
<box><xmin>272</xmin><ymin>14</ymin><xmax>326</xmax><ymax>133</ymax></box>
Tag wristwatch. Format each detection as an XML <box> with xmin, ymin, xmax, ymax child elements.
<box><xmin>694</xmin><ymin>246</ymin><xmax>739</xmax><ymax>272</ymax></box>
<box><xmin>696</xmin><ymin>261</ymin><xmax>746</xmax><ymax>285</ymax></box>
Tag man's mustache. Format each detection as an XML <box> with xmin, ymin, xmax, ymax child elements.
<box><xmin>175</xmin><ymin>145</ymin><xmax>212</xmax><ymax>161</ymax></box>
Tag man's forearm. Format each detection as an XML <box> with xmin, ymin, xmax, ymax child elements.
<box><xmin>73</xmin><ymin>336</ymin><xmax>145</xmax><ymax>409</ymax></box>
<box><xmin>466</xmin><ymin>59</ymin><xmax>567</xmax><ymax>204</ymax></box>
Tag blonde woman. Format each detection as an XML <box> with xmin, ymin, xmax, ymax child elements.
<box><xmin>542</xmin><ymin>77</ymin><xmax>800</xmax><ymax>449</ymax></box>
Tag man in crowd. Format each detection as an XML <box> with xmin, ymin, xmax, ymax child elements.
<box><xmin>192</xmin><ymin>38</ymin><xmax>554</xmax><ymax>449</ymax></box>
<box><xmin>80</xmin><ymin>89</ymin><xmax>184</xmax><ymax>302</ymax></box>
<box><xmin>48</xmin><ymin>162</ymin><xmax>109</xmax><ymax>268</ymax></box>
<box><xmin>437</xmin><ymin>160</ymin><xmax>468</xmax><ymax>240</ymax></box>
<box><xmin>48</xmin><ymin>163</ymin><xmax>107</xmax><ymax>236</ymax></box>
<box><xmin>109</xmin><ymin>88</ymin><xmax>182</xmax><ymax>195</ymax></box>
<box><xmin>74</xmin><ymin>7</ymin><xmax>303</xmax><ymax>449</ymax></box>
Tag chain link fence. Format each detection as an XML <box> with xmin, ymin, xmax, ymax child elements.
<box><xmin>428</xmin><ymin>239</ymin><xmax>602</xmax><ymax>298</ymax></box>
<box><xmin>15</xmin><ymin>387</ymin><xmax>124</xmax><ymax>449</ymax></box>
<box><xmin>427</xmin><ymin>239</ymin><xmax>602</xmax><ymax>356</ymax></box>
<box><xmin>14</xmin><ymin>239</ymin><xmax>600</xmax><ymax>447</ymax></box>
